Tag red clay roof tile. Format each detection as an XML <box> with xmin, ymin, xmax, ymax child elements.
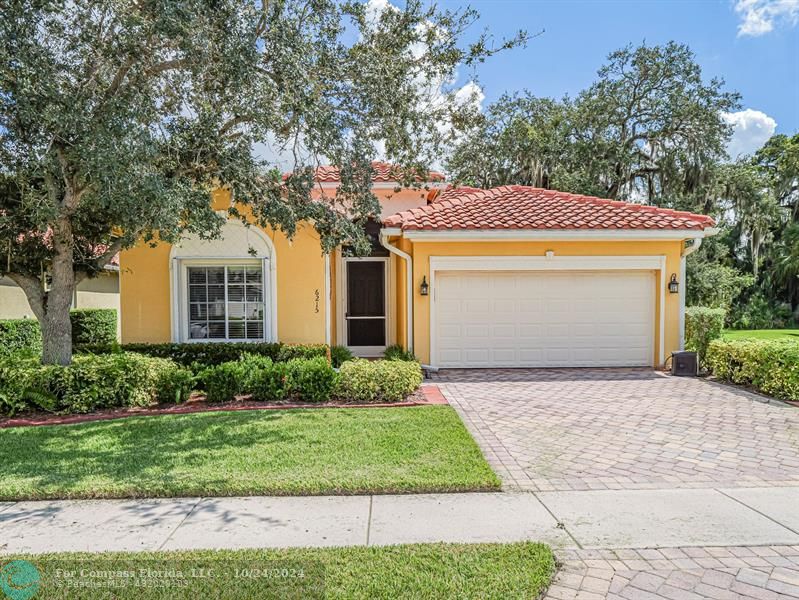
<box><xmin>285</xmin><ymin>161</ymin><xmax>445</xmax><ymax>184</ymax></box>
<box><xmin>383</xmin><ymin>185</ymin><xmax>714</xmax><ymax>231</ymax></box>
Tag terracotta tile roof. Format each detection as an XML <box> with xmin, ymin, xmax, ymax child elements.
<box><xmin>383</xmin><ymin>185</ymin><xmax>715</xmax><ymax>231</ymax></box>
<box><xmin>284</xmin><ymin>161</ymin><xmax>445</xmax><ymax>184</ymax></box>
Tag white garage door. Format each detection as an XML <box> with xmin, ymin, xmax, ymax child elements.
<box><xmin>435</xmin><ymin>270</ymin><xmax>655</xmax><ymax>368</ymax></box>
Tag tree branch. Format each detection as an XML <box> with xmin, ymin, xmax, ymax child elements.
<box><xmin>7</xmin><ymin>272</ymin><xmax>45</xmax><ymax>322</ymax></box>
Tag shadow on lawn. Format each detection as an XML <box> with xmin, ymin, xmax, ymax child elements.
<box><xmin>0</xmin><ymin>410</ymin><xmax>313</xmax><ymax>500</ymax></box>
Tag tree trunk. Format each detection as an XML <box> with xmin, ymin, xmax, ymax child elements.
<box><xmin>40</xmin><ymin>217</ymin><xmax>77</xmax><ymax>365</ymax></box>
<box><xmin>40</xmin><ymin>289</ymin><xmax>74</xmax><ymax>366</ymax></box>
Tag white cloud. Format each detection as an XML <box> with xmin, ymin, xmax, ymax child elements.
<box><xmin>735</xmin><ymin>0</ymin><xmax>799</xmax><ymax>36</ymax></box>
<box><xmin>723</xmin><ymin>109</ymin><xmax>777</xmax><ymax>158</ymax></box>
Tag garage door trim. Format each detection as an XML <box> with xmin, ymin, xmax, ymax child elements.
<box><xmin>429</xmin><ymin>255</ymin><xmax>666</xmax><ymax>368</ymax></box>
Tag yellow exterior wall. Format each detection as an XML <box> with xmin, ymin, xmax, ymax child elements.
<box><xmin>402</xmin><ymin>239</ymin><xmax>685</xmax><ymax>367</ymax></box>
<box><xmin>120</xmin><ymin>190</ymin><xmax>328</xmax><ymax>345</ymax></box>
<box><xmin>119</xmin><ymin>183</ymin><xmax>688</xmax><ymax>368</ymax></box>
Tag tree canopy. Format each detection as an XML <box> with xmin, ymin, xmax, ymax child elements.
<box><xmin>447</xmin><ymin>42</ymin><xmax>798</xmax><ymax>328</ymax></box>
<box><xmin>0</xmin><ymin>0</ymin><xmax>523</xmax><ymax>364</ymax></box>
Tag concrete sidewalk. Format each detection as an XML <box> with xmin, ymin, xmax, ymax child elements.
<box><xmin>2</xmin><ymin>486</ymin><xmax>799</xmax><ymax>554</ymax></box>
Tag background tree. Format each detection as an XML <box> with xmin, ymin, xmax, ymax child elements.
<box><xmin>0</xmin><ymin>0</ymin><xmax>523</xmax><ymax>364</ymax></box>
<box><xmin>448</xmin><ymin>42</ymin><xmax>740</xmax><ymax>205</ymax></box>
<box><xmin>447</xmin><ymin>41</ymin><xmax>797</xmax><ymax>327</ymax></box>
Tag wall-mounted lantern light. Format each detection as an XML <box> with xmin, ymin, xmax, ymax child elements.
<box><xmin>668</xmin><ymin>273</ymin><xmax>679</xmax><ymax>294</ymax></box>
<box><xmin>420</xmin><ymin>276</ymin><xmax>429</xmax><ymax>296</ymax></box>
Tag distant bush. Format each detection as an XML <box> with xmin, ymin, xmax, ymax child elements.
<box><xmin>75</xmin><ymin>341</ymin><xmax>329</xmax><ymax>367</ymax></box>
<box><xmin>685</xmin><ymin>306</ymin><xmax>726</xmax><ymax>367</ymax></box>
<box><xmin>0</xmin><ymin>319</ymin><xmax>42</xmax><ymax>359</ymax></box>
<box><xmin>330</xmin><ymin>345</ymin><xmax>354</xmax><ymax>368</ymax></box>
<box><xmin>707</xmin><ymin>339</ymin><xmax>799</xmax><ymax>402</ymax></box>
<box><xmin>0</xmin><ymin>353</ymin><xmax>188</xmax><ymax>416</ymax></box>
<box><xmin>70</xmin><ymin>308</ymin><xmax>117</xmax><ymax>344</ymax></box>
<box><xmin>729</xmin><ymin>292</ymin><xmax>795</xmax><ymax>330</ymax></box>
<box><xmin>0</xmin><ymin>309</ymin><xmax>117</xmax><ymax>360</ymax></box>
<box><xmin>335</xmin><ymin>359</ymin><xmax>422</xmax><ymax>402</ymax></box>
<box><xmin>383</xmin><ymin>344</ymin><xmax>418</xmax><ymax>362</ymax></box>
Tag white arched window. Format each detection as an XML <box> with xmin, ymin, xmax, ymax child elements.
<box><xmin>169</xmin><ymin>220</ymin><xmax>277</xmax><ymax>343</ymax></box>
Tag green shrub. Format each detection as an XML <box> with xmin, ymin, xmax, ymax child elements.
<box><xmin>286</xmin><ymin>356</ymin><xmax>338</xmax><ymax>402</ymax></box>
<box><xmin>251</xmin><ymin>362</ymin><xmax>291</xmax><ymax>401</ymax></box>
<box><xmin>75</xmin><ymin>342</ymin><xmax>329</xmax><ymax>367</ymax></box>
<box><xmin>277</xmin><ymin>344</ymin><xmax>331</xmax><ymax>363</ymax></box>
<box><xmin>373</xmin><ymin>360</ymin><xmax>424</xmax><ymax>401</ymax></box>
<box><xmin>335</xmin><ymin>359</ymin><xmax>422</xmax><ymax>402</ymax></box>
<box><xmin>706</xmin><ymin>339</ymin><xmax>799</xmax><ymax>401</ymax></box>
<box><xmin>729</xmin><ymin>292</ymin><xmax>795</xmax><ymax>330</ymax></box>
<box><xmin>0</xmin><ymin>353</ymin><xmax>186</xmax><ymax>415</ymax></box>
<box><xmin>685</xmin><ymin>306</ymin><xmax>726</xmax><ymax>367</ymax></box>
<box><xmin>155</xmin><ymin>368</ymin><xmax>195</xmax><ymax>404</ymax></box>
<box><xmin>202</xmin><ymin>361</ymin><xmax>250</xmax><ymax>403</ymax></box>
<box><xmin>383</xmin><ymin>344</ymin><xmax>418</xmax><ymax>362</ymax></box>
<box><xmin>330</xmin><ymin>345</ymin><xmax>354</xmax><ymax>368</ymax></box>
<box><xmin>70</xmin><ymin>308</ymin><xmax>117</xmax><ymax>344</ymax></box>
<box><xmin>0</xmin><ymin>319</ymin><xmax>42</xmax><ymax>359</ymax></box>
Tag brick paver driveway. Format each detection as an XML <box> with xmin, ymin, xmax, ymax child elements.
<box><xmin>432</xmin><ymin>369</ymin><xmax>799</xmax><ymax>492</ymax></box>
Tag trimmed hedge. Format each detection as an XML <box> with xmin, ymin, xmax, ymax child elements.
<box><xmin>685</xmin><ymin>306</ymin><xmax>726</xmax><ymax>367</ymax></box>
<box><xmin>0</xmin><ymin>309</ymin><xmax>118</xmax><ymax>358</ymax></box>
<box><xmin>76</xmin><ymin>342</ymin><xmax>330</xmax><ymax>367</ymax></box>
<box><xmin>336</xmin><ymin>359</ymin><xmax>423</xmax><ymax>402</ymax></box>
<box><xmin>0</xmin><ymin>319</ymin><xmax>42</xmax><ymax>359</ymax></box>
<box><xmin>706</xmin><ymin>339</ymin><xmax>799</xmax><ymax>402</ymax></box>
<box><xmin>201</xmin><ymin>355</ymin><xmax>338</xmax><ymax>403</ymax></box>
<box><xmin>198</xmin><ymin>356</ymin><xmax>421</xmax><ymax>404</ymax></box>
<box><xmin>0</xmin><ymin>353</ymin><xmax>193</xmax><ymax>416</ymax></box>
<box><xmin>70</xmin><ymin>308</ymin><xmax>117</xmax><ymax>344</ymax></box>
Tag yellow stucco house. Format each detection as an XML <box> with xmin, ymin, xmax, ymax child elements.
<box><xmin>120</xmin><ymin>162</ymin><xmax>716</xmax><ymax>369</ymax></box>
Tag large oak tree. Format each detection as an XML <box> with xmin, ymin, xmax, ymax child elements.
<box><xmin>0</xmin><ymin>0</ymin><xmax>522</xmax><ymax>364</ymax></box>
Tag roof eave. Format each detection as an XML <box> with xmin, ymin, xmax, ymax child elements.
<box><xmin>396</xmin><ymin>228</ymin><xmax>716</xmax><ymax>241</ymax></box>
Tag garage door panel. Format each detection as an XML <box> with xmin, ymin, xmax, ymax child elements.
<box><xmin>435</xmin><ymin>270</ymin><xmax>654</xmax><ymax>368</ymax></box>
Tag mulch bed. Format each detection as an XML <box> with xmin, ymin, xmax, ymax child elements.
<box><xmin>0</xmin><ymin>385</ymin><xmax>449</xmax><ymax>429</ymax></box>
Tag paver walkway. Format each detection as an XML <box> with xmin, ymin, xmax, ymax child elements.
<box><xmin>549</xmin><ymin>546</ymin><xmax>799</xmax><ymax>600</ymax></box>
<box><xmin>432</xmin><ymin>368</ymin><xmax>799</xmax><ymax>491</ymax></box>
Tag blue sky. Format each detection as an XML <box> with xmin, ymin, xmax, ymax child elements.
<box><xmin>438</xmin><ymin>0</ymin><xmax>799</xmax><ymax>156</ymax></box>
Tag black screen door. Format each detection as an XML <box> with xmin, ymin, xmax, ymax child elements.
<box><xmin>346</xmin><ymin>260</ymin><xmax>386</xmax><ymax>348</ymax></box>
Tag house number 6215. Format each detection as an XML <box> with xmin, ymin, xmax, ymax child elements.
<box><xmin>314</xmin><ymin>289</ymin><xmax>320</xmax><ymax>313</ymax></box>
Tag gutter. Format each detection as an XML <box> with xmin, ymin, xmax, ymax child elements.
<box><xmin>379</xmin><ymin>229</ymin><xmax>413</xmax><ymax>352</ymax></box>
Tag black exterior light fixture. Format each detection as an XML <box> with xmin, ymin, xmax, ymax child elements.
<box><xmin>668</xmin><ymin>273</ymin><xmax>679</xmax><ymax>294</ymax></box>
<box><xmin>420</xmin><ymin>276</ymin><xmax>429</xmax><ymax>296</ymax></box>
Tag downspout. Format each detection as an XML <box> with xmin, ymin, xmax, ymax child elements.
<box><xmin>379</xmin><ymin>229</ymin><xmax>413</xmax><ymax>352</ymax></box>
<box><xmin>679</xmin><ymin>236</ymin><xmax>704</xmax><ymax>350</ymax></box>
<box><xmin>324</xmin><ymin>253</ymin><xmax>331</xmax><ymax>346</ymax></box>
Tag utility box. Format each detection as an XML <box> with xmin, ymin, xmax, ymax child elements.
<box><xmin>671</xmin><ymin>351</ymin><xmax>698</xmax><ymax>376</ymax></box>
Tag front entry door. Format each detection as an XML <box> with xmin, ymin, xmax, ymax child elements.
<box><xmin>345</xmin><ymin>259</ymin><xmax>387</xmax><ymax>355</ymax></box>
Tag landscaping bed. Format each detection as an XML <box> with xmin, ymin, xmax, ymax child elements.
<box><xmin>0</xmin><ymin>343</ymin><xmax>424</xmax><ymax>417</ymax></box>
<box><xmin>1</xmin><ymin>542</ymin><xmax>555</xmax><ymax>599</ymax></box>
<box><xmin>0</xmin><ymin>405</ymin><xmax>500</xmax><ymax>500</ymax></box>
<box><xmin>0</xmin><ymin>385</ymin><xmax>447</xmax><ymax>429</ymax></box>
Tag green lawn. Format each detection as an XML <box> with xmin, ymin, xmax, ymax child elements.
<box><xmin>0</xmin><ymin>406</ymin><xmax>500</xmax><ymax>500</ymax></box>
<box><xmin>2</xmin><ymin>543</ymin><xmax>555</xmax><ymax>599</ymax></box>
<box><xmin>723</xmin><ymin>329</ymin><xmax>799</xmax><ymax>340</ymax></box>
